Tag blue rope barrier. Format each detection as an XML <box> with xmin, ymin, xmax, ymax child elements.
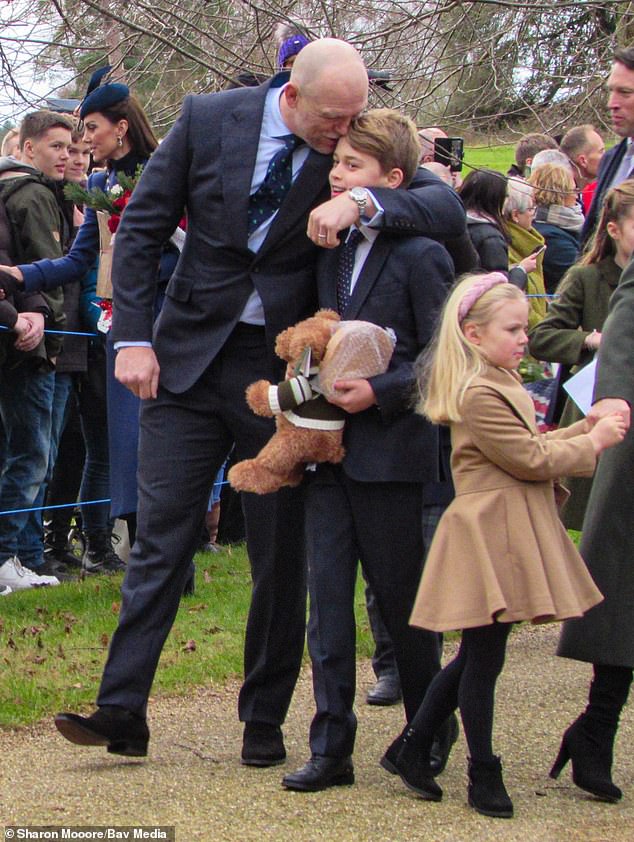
<box><xmin>0</xmin><ymin>499</ymin><xmax>111</xmax><ymax>517</ymax></box>
<box><xmin>0</xmin><ymin>480</ymin><xmax>232</xmax><ymax>518</ymax></box>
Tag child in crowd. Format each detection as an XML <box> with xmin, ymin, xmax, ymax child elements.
<box><xmin>382</xmin><ymin>272</ymin><xmax>626</xmax><ymax>818</ymax></box>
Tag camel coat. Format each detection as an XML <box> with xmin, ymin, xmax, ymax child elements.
<box><xmin>410</xmin><ymin>366</ymin><xmax>602</xmax><ymax>632</ymax></box>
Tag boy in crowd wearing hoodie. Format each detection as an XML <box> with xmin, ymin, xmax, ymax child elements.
<box><xmin>0</xmin><ymin>110</ymin><xmax>73</xmax><ymax>591</ymax></box>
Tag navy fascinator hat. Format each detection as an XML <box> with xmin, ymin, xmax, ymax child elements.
<box><xmin>79</xmin><ymin>66</ymin><xmax>129</xmax><ymax>119</ymax></box>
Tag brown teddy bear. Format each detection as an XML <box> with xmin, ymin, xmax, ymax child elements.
<box><xmin>228</xmin><ymin>309</ymin><xmax>395</xmax><ymax>494</ymax></box>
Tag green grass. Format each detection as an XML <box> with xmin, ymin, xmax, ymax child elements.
<box><xmin>0</xmin><ymin>544</ymin><xmax>375</xmax><ymax>729</ymax></box>
<box><xmin>463</xmin><ymin>143</ymin><xmax>515</xmax><ymax>176</ymax></box>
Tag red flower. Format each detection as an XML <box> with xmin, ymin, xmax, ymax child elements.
<box><xmin>107</xmin><ymin>189</ymin><xmax>132</xmax><ymax>234</ymax></box>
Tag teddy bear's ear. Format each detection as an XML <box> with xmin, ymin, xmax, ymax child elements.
<box><xmin>275</xmin><ymin>327</ymin><xmax>293</xmax><ymax>361</ymax></box>
<box><xmin>314</xmin><ymin>309</ymin><xmax>340</xmax><ymax>323</ymax></box>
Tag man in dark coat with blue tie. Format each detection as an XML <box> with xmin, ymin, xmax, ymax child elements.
<box><xmin>54</xmin><ymin>38</ymin><xmax>466</xmax><ymax>765</ymax></box>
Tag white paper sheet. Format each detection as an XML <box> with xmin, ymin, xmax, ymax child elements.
<box><xmin>562</xmin><ymin>356</ymin><xmax>597</xmax><ymax>416</ymax></box>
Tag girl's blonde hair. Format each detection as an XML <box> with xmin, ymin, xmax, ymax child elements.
<box><xmin>419</xmin><ymin>274</ymin><xmax>526</xmax><ymax>424</ymax></box>
<box><xmin>581</xmin><ymin>178</ymin><xmax>634</xmax><ymax>265</ymax></box>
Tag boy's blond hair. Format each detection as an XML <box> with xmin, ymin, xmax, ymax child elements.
<box><xmin>346</xmin><ymin>108</ymin><xmax>421</xmax><ymax>187</ymax></box>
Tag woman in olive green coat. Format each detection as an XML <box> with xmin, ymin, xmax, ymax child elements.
<box><xmin>528</xmin><ymin>180</ymin><xmax>634</xmax><ymax>528</ymax></box>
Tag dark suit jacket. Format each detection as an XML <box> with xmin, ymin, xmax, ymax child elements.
<box><xmin>317</xmin><ymin>232</ymin><xmax>453</xmax><ymax>483</ymax></box>
<box><xmin>110</xmin><ymin>76</ymin><xmax>466</xmax><ymax>394</ymax></box>
<box><xmin>581</xmin><ymin>139</ymin><xmax>628</xmax><ymax>245</ymax></box>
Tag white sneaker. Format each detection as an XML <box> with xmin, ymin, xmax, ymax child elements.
<box><xmin>0</xmin><ymin>556</ymin><xmax>60</xmax><ymax>590</ymax></box>
<box><xmin>0</xmin><ymin>584</ymin><xmax>12</xmax><ymax>596</ymax></box>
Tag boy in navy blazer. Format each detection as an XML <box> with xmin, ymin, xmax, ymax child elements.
<box><xmin>283</xmin><ymin>109</ymin><xmax>456</xmax><ymax>791</ymax></box>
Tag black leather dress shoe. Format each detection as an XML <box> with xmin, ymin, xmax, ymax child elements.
<box><xmin>282</xmin><ymin>755</ymin><xmax>354</xmax><ymax>792</ymax></box>
<box><xmin>54</xmin><ymin>706</ymin><xmax>149</xmax><ymax>756</ymax></box>
<box><xmin>366</xmin><ymin>675</ymin><xmax>402</xmax><ymax>706</ymax></box>
<box><xmin>241</xmin><ymin>722</ymin><xmax>286</xmax><ymax>767</ymax></box>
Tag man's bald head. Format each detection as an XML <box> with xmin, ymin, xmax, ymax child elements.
<box><xmin>418</xmin><ymin>127</ymin><xmax>447</xmax><ymax>163</ymax></box>
<box><xmin>281</xmin><ymin>38</ymin><xmax>368</xmax><ymax>154</ymax></box>
<box><xmin>290</xmin><ymin>38</ymin><xmax>367</xmax><ymax>93</ymax></box>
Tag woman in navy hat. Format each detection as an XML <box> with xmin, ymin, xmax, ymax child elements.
<box><xmin>0</xmin><ymin>69</ymin><xmax>181</xmax><ymax>573</ymax></box>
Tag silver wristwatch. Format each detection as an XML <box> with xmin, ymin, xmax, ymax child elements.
<box><xmin>348</xmin><ymin>186</ymin><xmax>369</xmax><ymax>218</ymax></box>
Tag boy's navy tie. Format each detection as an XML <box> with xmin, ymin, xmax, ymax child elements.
<box><xmin>336</xmin><ymin>228</ymin><xmax>364</xmax><ymax>314</ymax></box>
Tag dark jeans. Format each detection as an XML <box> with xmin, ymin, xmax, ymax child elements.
<box><xmin>19</xmin><ymin>342</ymin><xmax>111</xmax><ymax>566</ymax></box>
<box><xmin>0</xmin><ymin>364</ymin><xmax>54</xmax><ymax>564</ymax></box>
<box><xmin>18</xmin><ymin>372</ymin><xmax>73</xmax><ymax>568</ymax></box>
<box><xmin>76</xmin><ymin>343</ymin><xmax>110</xmax><ymax>533</ymax></box>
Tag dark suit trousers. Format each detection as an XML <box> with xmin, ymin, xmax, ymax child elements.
<box><xmin>97</xmin><ymin>325</ymin><xmax>306</xmax><ymax>723</ymax></box>
<box><xmin>304</xmin><ymin>464</ymin><xmax>441</xmax><ymax>758</ymax></box>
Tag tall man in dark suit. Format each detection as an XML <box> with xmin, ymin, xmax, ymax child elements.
<box><xmin>582</xmin><ymin>46</ymin><xmax>634</xmax><ymax>244</ymax></box>
<box><xmin>282</xmin><ymin>109</ymin><xmax>454</xmax><ymax>791</ymax></box>
<box><xmin>54</xmin><ymin>39</ymin><xmax>466</xmax><ymax>765</ymax></box>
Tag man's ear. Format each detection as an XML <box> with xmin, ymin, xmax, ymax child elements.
<box><xmin>283</xmin><ymin>84</ymin><xmax>299</xmax><ymax>110</ymax></box>
<box><xmin>21</xmin><ymin>138</ymin><xmax>34</xmax><ymax>163</ymax></box>
<box><xmin>386</xmin><ymin>167</ymin><xmax>404</xmax><ymax>189</ymax></box>
<box><xmin>462</xmin><ymin>321</ymin><xmax>481</xmax><ymax>344</ymax></box>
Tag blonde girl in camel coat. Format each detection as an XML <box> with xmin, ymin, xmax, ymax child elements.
<box><xmin>381</xmin><ymin>272</ymin><xmax>626</xmax><ymax>820</ymax></box>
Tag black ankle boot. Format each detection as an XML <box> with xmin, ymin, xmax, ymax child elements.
<box><xmin>82</xmin><ymin>531</ymin><xmax>126</xmax><ymax>574</ymax></box>
<box><xmin>383</xmin><ymin>728</ymin><xmax>442</xmax><ymax>801</ymax></box>
<box><xmin>430</xmin><ymin>713</ymin><xmax>459</xmax><ymax>774</ymax></box>
<box><xmin>44</xmin><ymin>528</ymin><xmax>83</xmax><ymax>569</ymax></box>
<box><xmin>550</xmin><ymin>715</ymin><xmax>621</xmax><ymax>802</ymax></box>
<box><xmin>468</xmin><ymin>756</ymin><xmax>513</xmax><ymax>818</ymax></box>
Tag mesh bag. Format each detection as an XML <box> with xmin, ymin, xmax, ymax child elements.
<box><xmin>318</xmin><ymin>320</ymin><xmax>396</xmax><ymax>399</ymax></box>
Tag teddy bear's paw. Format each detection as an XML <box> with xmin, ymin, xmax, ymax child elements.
<box><xmin>245</xmin><ymin>381</ymin><xmax>275</xmax><ymax>416</ymax></box>
<box><xmin>228</xmin><ymin>459</ymin><xmax>289</xmax><ymax>495</ymax></box>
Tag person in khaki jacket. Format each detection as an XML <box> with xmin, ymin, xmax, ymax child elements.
<box><xmin>380</xmin><ymin>273</ymin><xmax>626</xmax><ymax>820</ymax></box>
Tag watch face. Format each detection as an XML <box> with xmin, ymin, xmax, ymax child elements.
<box><xmin>351</xmin><ymin>187</ymin><xmax>367</xmax><ymax>200</ymax></box>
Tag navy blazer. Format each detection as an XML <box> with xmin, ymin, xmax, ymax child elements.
<box><xmin>109</xmin><ymin>76</ymin><xmax>466</xmax><ymax>394</ymax></box>
<box><xmin>581</xmin><ymin>139</ymin><xmax>628</xmax><ymax>245</ymax></box>
<box><xmin>317</xmin><ymin>231</ymin><xmax>454</xmax><ymax>483</ymax></box>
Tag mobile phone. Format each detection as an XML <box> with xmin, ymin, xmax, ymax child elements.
<box><xmin>433</xmin><ymin>137</ymin><xmax>464</xmax><ymax>172</ymax></box>
<box><xmin>530</xmin><ymin>244</ymin><xmax>546</xmax><ymax>256</ymax></box>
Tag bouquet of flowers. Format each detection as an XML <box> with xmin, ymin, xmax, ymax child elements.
<box><xmin>64</xmin><ymin>165</ymin><xmax>144</xmax><ymax>220</ymax></box>
<box><xmin>64</xmin><ymin>165</ymin><xmax>144</xmax><ymax>298</ymax></box>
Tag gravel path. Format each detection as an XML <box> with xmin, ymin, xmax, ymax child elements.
<box><xmin>1</xmin><ymin>624</ymin><xmax>633</xmax><ymax>841</ymax></box>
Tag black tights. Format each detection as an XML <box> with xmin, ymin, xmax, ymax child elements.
<box><xmin>408</xmin><ymin>622</ymin><xmax>512</xmax><ymax>762</ymax></box>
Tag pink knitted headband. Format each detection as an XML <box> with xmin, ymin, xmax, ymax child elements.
<box><xmin>458</xmin><ymin>272</ymin><xmax>508</xmax><ymax>322</ymax></box>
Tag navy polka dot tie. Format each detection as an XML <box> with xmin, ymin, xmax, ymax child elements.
<box><xmin>248</xmin><ymin>134</ymin><xmax>301</xmax><ymax>235</ymax></box>
<box><xmin>336</xmin><ymin>229</ymin><xmax>363</xmax><ymax>314</ymax></box>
